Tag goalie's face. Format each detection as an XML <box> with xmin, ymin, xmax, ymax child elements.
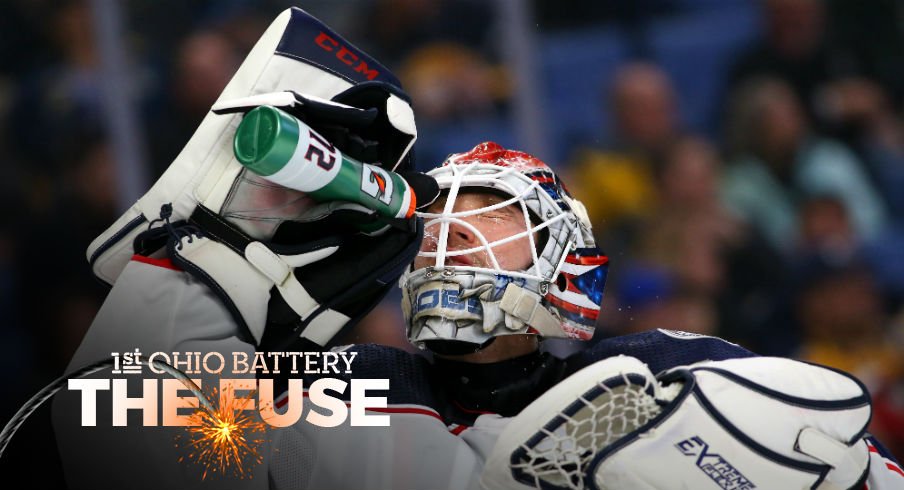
<box><xmin>414</xmin><ymin>190</ymin><xmax>535</xmax><ymax>273</ymax></box>
<box><xmin>400</xmin><ymin>142</ymin><xmax>609</xmax><ymax>353</ymax></box>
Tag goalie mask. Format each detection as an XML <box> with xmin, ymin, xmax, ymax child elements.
<box><xmin>400</xmin><ymin>142</ymin><xmax>608</xmax><ymax>352</ymax></box>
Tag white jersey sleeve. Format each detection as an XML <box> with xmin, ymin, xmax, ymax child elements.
<box><xmin>265</xmin><ymin>341</ymin><xmax>499</xmax><ymax>490</ymax></box>
<box><xmin>52</xmin><ymin>258</ymin><xmax>267</xmax><ymax>489</ymax></box>
<box><xmin>270</xmin><ymin>409</ymin><xmax>489</xmax><ymax>490</ymax></box>
<box><xmin>53</xmin><ymin>258</ymin><xmax>494</xmax><ymax>490</ymax></box>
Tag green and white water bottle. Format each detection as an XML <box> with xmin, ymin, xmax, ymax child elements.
<box><xmin>233</xmin><ymin>105</ymin><xmax>416</xmax><ymax>219</ymax></box>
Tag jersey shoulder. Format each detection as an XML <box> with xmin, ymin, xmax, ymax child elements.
<box><xmin>567</xmin><ymin>328</ymin><xmax>757</xmax><ymax>375</ymax></box>
<box><xmin>295</xmin><ymin>343</ymin><xmax>439</xmax><ymax>409</ymax></box>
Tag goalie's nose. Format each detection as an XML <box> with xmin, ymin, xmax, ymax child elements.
<box><xmin>444</xmin><ymin>220</ymin><xmax>482</xmax><ymax>264</ymax></box>
<box><xmin>448</xmin><ymin>220</ymin><xmax>478</xmax><ymax>246</ymax></box>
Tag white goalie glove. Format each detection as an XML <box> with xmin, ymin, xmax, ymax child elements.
<box><xmin>483</xmin><ymin>355</ymin><xmax>872</xmax><ymax>490</ymax></box>
<box><xmin>81</xmin><ymin>7</ymin><xmax>433</xmax><ymax>353</ymax></box>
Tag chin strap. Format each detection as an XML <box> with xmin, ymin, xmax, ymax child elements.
<box><xmin>498</xmin><ymin>283</ymin><xmax>565</xmax><ymax>338</ymax></box>
<box><xmin>405</xmin><ymin>276</ymin><xmax>570</xmax><ymax>347</ymax></box>
<box><xmin>168</xmin><ymin>205</ymin><xmax>351</xmax><ymax>346</ymax></box>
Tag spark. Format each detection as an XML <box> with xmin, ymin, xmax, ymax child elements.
<box><xmin>176</xmin><ymin>383</ymin><xmax>267</xmax><ymax>480</ymax></box>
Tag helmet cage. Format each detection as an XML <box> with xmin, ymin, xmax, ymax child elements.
<box><xmin>400</xmin><ymin>143</ymin><xmax>608</xmax><ymax>349</ymax></box>
<box><xmin>417</xmin><ymin>162</ymin><xmax>576</xmax><ymax>283</ymax></box>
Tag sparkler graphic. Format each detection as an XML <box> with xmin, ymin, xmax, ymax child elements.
<box><xmin>0</xmin><ymin>357</ymin><xmax>273</xmax><ymax>482</ymax></box>
<box><xmin>176</xmin><ymin>383</ymin><xmax>268</xmax><ymax>480</ymax></box>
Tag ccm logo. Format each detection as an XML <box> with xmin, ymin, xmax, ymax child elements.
<box><xmin>315</xmin><ymin>32</ymin><xmax>380</xmax><ymax>80</ymax></box>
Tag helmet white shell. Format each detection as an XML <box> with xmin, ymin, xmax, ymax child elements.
<box><xmin>400</xmin><ymin>142</ymin><xmax>609</xmax><ymax>350</ymax></box>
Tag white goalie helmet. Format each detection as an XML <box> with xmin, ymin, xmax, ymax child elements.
<box><xmin>400</xmin><ymin>142</ymin><xmax>609</xmax><ymax>352</ymax></box>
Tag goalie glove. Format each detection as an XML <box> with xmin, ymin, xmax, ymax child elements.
<box><xmin>87</xmin><ymin>8</ymin><xmax>437</xmax><ymax>350</ymax></box>
<box><xmin>482</xmin><ymin>355</ymin><xmax>871</xmax><ymax>490</ymax></box>
<box><xmin>87</xmin><ymin>7</ymin><xmax>418</xmax><ymax>286</ymax></box>
<box><xmin>143</xmin><ymin>200</ymin><xmax>423</xmax><ymax>350</ymax></box>
<box><xmin>211</xmin><ymin>85</ymin><xmax>417</xmax><ymax>171</ymax></box>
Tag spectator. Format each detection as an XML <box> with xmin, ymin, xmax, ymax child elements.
<box><xmin>639</xmin><ymin>136</ymin><xmax>738</xmax><ymax>299</ymax></box>
<box><xmin>793</xmin><ymin>258</ymin><xmax>904</xmax><ymax>456</ymax></box>
<box><xmin>610</xmin><ymin>62</ymin><xmax>680</xmax><ymax>155</ymax></box>
<box><xmin>624</xmin><ymin>135</ymin><xmax>786</xmax><ymax>349</ymax></box>
<box><xmin>356</xmin><ymin>0</ymin><xmax>494</xmax><ymax>69</ymax></box>
<box><xmin>728</xmin><ymin>0</ymin><xmax>904</xmax><ymax>128</ymax></box>
<box><xmin>146</xmin><ymin>29</ymin><xmax>241</xmax><ymax>175</ymax></box>
<box><xmin>797</xmin><ymin>195</ymin><xmax>858</xmax><ymax>260</ymax></box>
<box><xmin>565</xmin><ymin>62</ymin><xmax>679</xmax><ymax>234</ymax></box>
<box><xmin>8</xmin><ymin>0</ymin><xmax>105</xmax><ymax>174</ymax></box>
<box><xmin>398</xmin><ymin>42</ymin><xmax>509</xmax><ymax>123</ymax></box>
<box><xmin>817</xmin><ymin>77</ymin><xmax>904</xmax><ymax>221</ymax></box>
<box><xmin>727</xmin><ymin>0</ymin><xmax>837</xmax><ymax>120</ymax></box>
<box><xmin>722</xmin><ymin>76</ymin><xmax>887</xmax><ymax>253</ymax></box>
<box><xmin>18</xmin><ymin>134</ymin><xmax>116</xmax><ymax>373</ymax></box>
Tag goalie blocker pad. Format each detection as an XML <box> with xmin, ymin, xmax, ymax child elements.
<box><xmin>483</xmin><ymin>356</ymin><xmax>871</xmax><ymax>490</ymax></box>
<box><xmin>87</xmin><ymin>7</ymin><xmax>415</xmax><ymax>286</ymax></box>
<box><xmin>164</xmin><ymin>203</ymin><xmax>423</xmax><ymax>348</ymax></box>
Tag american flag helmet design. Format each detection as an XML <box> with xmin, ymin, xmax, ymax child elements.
<box><xmin>401</xmin><ymin>142</ymin><xmax>608</xmax><ymax>347</ymax></box>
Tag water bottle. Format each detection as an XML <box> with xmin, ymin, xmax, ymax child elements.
<box><xmin>233</xmin><ymin>105</ymin><xmax>416</xmax><ymax>219</ymax></box>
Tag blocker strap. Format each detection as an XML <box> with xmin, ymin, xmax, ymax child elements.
<box><xmin>499</xmin><ymin>283</ymin><xmax>565</xmax><ymax>338</ymax></box>
<box><xmin>189</xmin><ymin>204</ymin><xmax>345</xmax><ymax>258</ymax></box>
<box><xmin>798</xmin><ymin>428</ymin><xmax>870</xmax><ymax>490</ymax></box>
<box><xmin>172</xmin><ymin>237</ymin><xmax>271</xmax><ymax>344</ymax></box>
<box><xmin>182</xmin><ymin>205</ymin><xmax>350</xmax><ymax>346</ymax></box>
<box><xmin>189</xmin><ymin>204</ymin><xmax>256</xmax><ymax>254</ymax></box>
<box><xmin>798</xmin><ymin>427</ymin><xmax>852</xmax><ymax>469</ymax></box>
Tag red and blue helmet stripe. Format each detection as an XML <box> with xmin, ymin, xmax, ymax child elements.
<box><xmin>544</xmin><ymin>248</ymin><xmax>609</xmax><ymax>336</ymax></box>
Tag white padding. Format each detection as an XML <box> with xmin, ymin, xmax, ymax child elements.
<box><xmin>482</xmin><ymin>355</ymin><xmax>872</xmax><ymax>490</ymax></box>
<box><xmin>590</xmin><ymin>358</ymin><xmax>870</xmax><ymax>490</ymax></box>
<box><xmin>693</xmin><ymin>360</ymin><xmax>870</xmax><ymax>455</ymax></box>
<box><xmin>245</xmin><ymin>242</ymin><xmax>291</xmax><ymax>285</ymax></box>
<box><xmin>299</xmin><ymin>309</ymin><xmax>351</xmax><ymax>346</ymax></box>
<box><xmin>699</xmin><ymin>357</ymin><xmax>866</xmax><ymax>400</ymax></box>
<box><xmin>386</xmin><ymin>94</ymin><xmax>416</xmax><ymax>170</ymax></box>
<box><xmin>176</xmin><ymin>237</ymin><xmax>270</xmax><ymax>344</ymax></box>
<box><xmin>211</xmin><ymin>91</ymin><xmax>299</xmax><ymax>112</ymax></box>
<box><xmin>87</xmin><ymin>8</ymin><xmax>357</xmax><ymax>286</ymax></box>
<box><xmin>481</xmin><ymin>356</ymin><xmax>658</xmax><ymax>490</ymax></box>
<box><xmin>798</xmin><ymin>427</ymin><xmax>850</xmax><ymax>468</ymax></box>
<box><xmin>799</xmin><ymin>430</ymin><xmax>870</xmax><ymax>489</ymax></box>
<box><xmin>386</xmin><ymin>94</ymin><xmax>416</xmax><ymax>137</ymax></box>
<box><xmin>274</xmin><ymin>275</ymin><xmax>319</xmax><ymax>320</ymax></box>
<box><xmin>179</xmin><ymin>235</ymin><xmax>348</xmax><ymax>347</ymax></box>
<box><xmin>280</xmin><ymin>247</ymin><xmax>340</xmax><ymax>268</ymax></box>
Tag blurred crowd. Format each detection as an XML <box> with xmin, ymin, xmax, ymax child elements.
<box><xmin>1</xmin><ymin>0</ymin><xmax>902</xmax><ymax>457</ymax></box>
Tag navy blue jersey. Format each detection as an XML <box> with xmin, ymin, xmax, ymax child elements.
<box><xmin>279</xmin><ymin>329</ymin><xmax>903</xmax><ymax>477</ymax></box>
<box><xmin>296</xmin><ymin>329</ymin><xmax>757</xmax><ymax>425</ymax></box>
<box><xmin>567</xmin><ymin>328</ymin><xmax>757</xmax><ymax>376</ymax></box>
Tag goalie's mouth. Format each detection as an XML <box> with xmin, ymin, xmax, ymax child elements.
<box><xmin>414</xmin><ymin>252</ymin><xmax>477</xmax><ymax>269</ymax></box>
<box><xmin>444</xmin><ymin>255</ymin><xmax>475</xmax><ymax>267</ymax></box>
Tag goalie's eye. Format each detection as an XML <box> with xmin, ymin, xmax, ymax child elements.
<box><xmin>414</xmin><ymin>190</ymin><xmax>537</xmax><ymax>272</ymax></box>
